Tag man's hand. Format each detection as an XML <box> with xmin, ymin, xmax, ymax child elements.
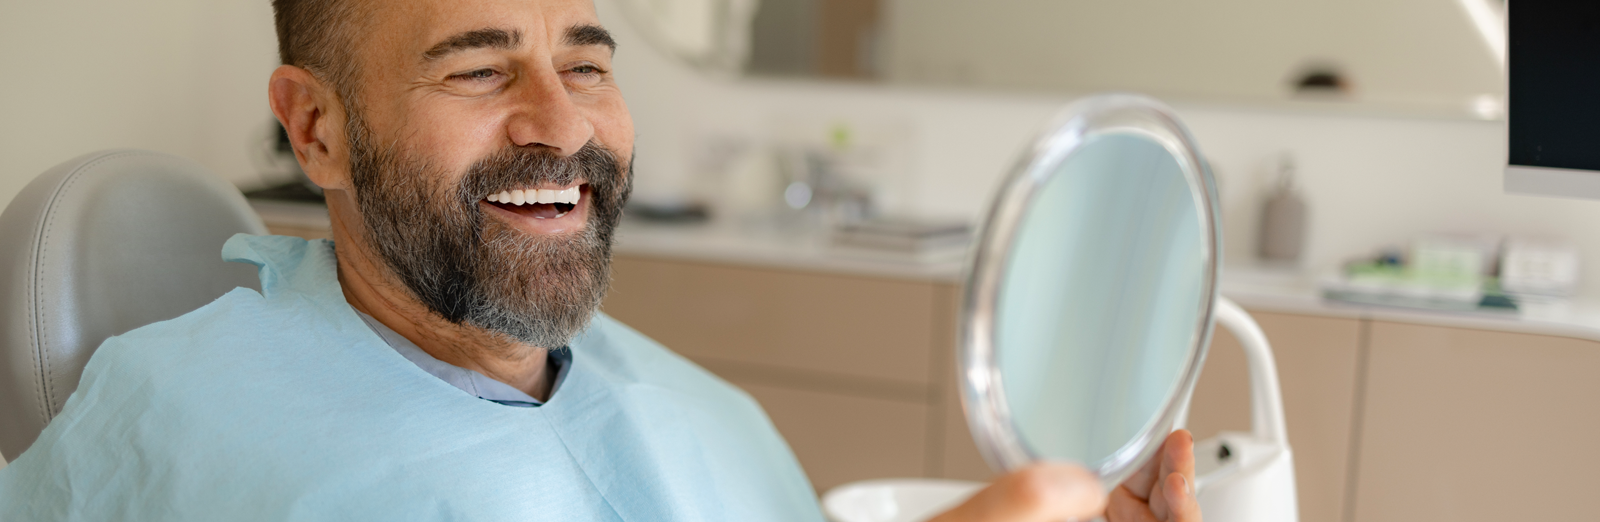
<box><xmin>927</xmin><ymin>430</ymin><xmax>1201</xmax><ymax>522</ymax></box>
<box><xmin>926</xmin><ymin>464</ymin><xmax>1106</xmax><ymax>522</ymax></box>
<box><xmin>1107</xmin><ymin>430</ymin><xmax>1201</xmax><ymax>522</ymax></box>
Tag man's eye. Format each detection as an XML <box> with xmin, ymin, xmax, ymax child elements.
<box><xmin>452</xmin><ymin>69</ymin><xmax>499</xmax><ymax>81</ymax></box>
<box><xmin>570</xmin><ymin>65</ymin><xmax>603</xmax><ymax>75</ymax></box>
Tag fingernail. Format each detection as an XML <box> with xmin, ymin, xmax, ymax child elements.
<box><xmin>1180</xmin><ymin>475</ymin><xmax>1192</xmax><ymax>497</ymax></box>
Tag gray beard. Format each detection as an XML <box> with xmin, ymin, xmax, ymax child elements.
<box><xmin>344</xmin><ymin>113</ymin><xmax>632</xmax><ymax>350</ymax></box>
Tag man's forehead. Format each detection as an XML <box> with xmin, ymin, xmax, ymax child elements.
<box><xmin>375</xmin><ymin>0</ymin><xmax>602</xmax><ymax>56</ymax></box>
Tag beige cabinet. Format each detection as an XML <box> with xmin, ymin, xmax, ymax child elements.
<box><xmin>1190</xmin><ymin>317</ymin><xmax>1600</xmax><ymax>522</ymax></box>
<box><xmin>738</xmin><ymin>382</ymin><xmax>932</xmax><ymax>492</ymax></box>
<box><xmin>1350</xmin><ymin>322</ymin><xmax>1600</xmax><ymax>522</ymax></box>
<box><xmin>604</xmin><ymin>254</ymin><xmax>1369</xmax><ymax>508</ymax></box>
<box><xmin>602</xmin><ymin>254</ymin><xmax>957</xmax><ymax>492</ymax></box>
<box><xmin>606</xmin><ymin>253</ymin><xmax>1600</xmax><ymax>522</ymax></box>
<box><xmin>604</xmin><ymin>255</ymin><xmax>941</xmax><ymax>386</ymax></box>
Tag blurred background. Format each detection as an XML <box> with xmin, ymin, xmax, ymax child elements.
<box><xmin>5</xmin><ymin>1</ymin><xmax>1599</xmax><ymax>521</ymax></box>
<box><xmin>0</xmin><ymin>0</ymin><xmax>1556</xmax><ymax>284</ymax></box>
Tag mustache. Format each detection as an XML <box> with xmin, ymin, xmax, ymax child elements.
<box><xmin>453</xmin><ymin>143</ymin><xmax>623</xmax><ymax>204</ymax></box>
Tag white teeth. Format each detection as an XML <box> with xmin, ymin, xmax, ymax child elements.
<box><xmin>557</xmin><ymin>187</ymin><xmax>581</xmax><ymax>204</ymax></box>
<box><xmin>491</xmin><ymin>186</ymin><xmax>582</xmax><ymax>207</ymax></box>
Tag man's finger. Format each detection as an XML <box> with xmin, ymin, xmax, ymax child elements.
<box><xmin>1121</xmin><ymin>429</ymin><xmax>1193</xmax><ymax>503</ymax></box>
<box><xmin>1164</xmin><ymin>430</ymin><xmax>1197</xmax><ymax>486</ymax></box>
<box><xmin>1150</xmin><ymin>430</ymin><xmax>1196</xmax><ymax>519</ymax></box>
<box><xmin>1162</xmin><ymin>471</ymin><xmax>1203</xmax><ymax>522</ymax></box>
<box><xmin>928</xmin><ymin>464</ymin><xmax>1107</xmax><ymax>522</ymax></box>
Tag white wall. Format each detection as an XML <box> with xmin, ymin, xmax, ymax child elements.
<box><xmin>7</xmin><ymin>0</ymin><xmax>1600</xmax><ymax>296</ymax></box>
<box><xmin>0</xmin><ymin>0</ymin><xmax>281</xmax><ymax>207</ymax></box>
<box><xmin>878</xmin><ymin>0</ymin><xmax>1503</xmax><ymax>108</ymax></box>
<box><xmin>599</xmin><ymin>0</ymin><xmax>1600</xmax><ymax>296</ymax></box>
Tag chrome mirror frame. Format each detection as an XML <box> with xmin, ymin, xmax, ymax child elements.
<box><xmin>958</xmin><ymin>93</ymin><xmax>1223</xmax><ymax>485</ymax></box>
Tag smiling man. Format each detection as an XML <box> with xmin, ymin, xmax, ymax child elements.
<box><xmin>0</xmin><ymin>0</ymin><xmax>1198</xmax><ymax>520</ymax></box>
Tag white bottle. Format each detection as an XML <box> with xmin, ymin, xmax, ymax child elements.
<box><xmin>1259</xmin><ymin>154</ymin><xmax>1307</xmax><ymax>264</ymax></box>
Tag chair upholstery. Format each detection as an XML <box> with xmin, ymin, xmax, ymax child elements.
<box><xmin>0</xmin><ymin>150</ymin><xmax>268</xmax><ymax>460</ymax></box>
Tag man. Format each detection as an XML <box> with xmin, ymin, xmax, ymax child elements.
<box><xmin>0</xmin><ymin>0</ymin><xmax>1201</xmax><ymax>520</ymax></box>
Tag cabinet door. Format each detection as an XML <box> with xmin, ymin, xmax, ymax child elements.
<box><xmin>934</xmin><ymin>284</ymin><xmax>995</xmax><ymax>481</ymax></box>
<box><xmin>603</xmin><ymin>255</ymin><xmax>946</xmax><ymax>491</ymax></box>
<box><xmin>1186</xmin><ymin>311</ymin><xmax>1361</xmax><ymax>522</ymax></box>
<box><xmin>938</xmin><ymin>378</ymin><xmax>994</xmax><ymax>481</ymax></box>
<box><xmin>1353</xmin><ymin>322</ymin><xmax>1600</xmax><ymax>522</ymax></box>
<box><xmin>734</xmin><ymin>379</ymin><xmax>931</xmax><ymax>493</ymax></box>
<box><xmin>603</xmin><ymin>255</ymin><xmax>938</xmax><ymax>385</ymax></box>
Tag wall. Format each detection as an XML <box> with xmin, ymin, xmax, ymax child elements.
<box><xmin>879</xmin><ymin>0</ymin><xmax>1502</xmax><ymax>107</ymax></box>
<box><xmin>0</xmin><ymin>0</ymin><xmax>281</xmax><ymax>208</ymax></box>
<box><xmin>5</xmin><ymin>0</ymin><xmax>1599</xmax><ymax>297</ymax></box>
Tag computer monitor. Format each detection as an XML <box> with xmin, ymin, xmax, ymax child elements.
<box><xmin>1504</xmin><ymin>1</ymin><xmax>1600</xmax><ymax>198</ymax></box>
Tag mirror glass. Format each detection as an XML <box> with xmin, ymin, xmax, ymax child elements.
<box><xmin>961</xmin><ymin>95</ymin><xmax>1219</xmax><ymax>485</ymax></box>
<box><xmin>621</xmin><ymin>0</ymin><xmax>1507</xmax><ymax>118</ymax></box>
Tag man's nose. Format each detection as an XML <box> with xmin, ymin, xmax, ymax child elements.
<box><xmin>505</xmin><ymin>69</ymin><xmax>594</xmax><ymax>155</ymax></box>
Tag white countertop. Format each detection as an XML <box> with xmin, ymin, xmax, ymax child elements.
<box><xmin>245</xmin><ymin>199</ymin><xmax>971</xmax><ymax>281</ymax></box>
<box><xmin>613</xmin><ymin>219</ymin><xmax>968</xmax><ymax>282</ymax></box>
<box><xmin>1219</xmin><ymin>264</ymin><xmax>1600</xmax><ymax>343</ymax></box>
<box><xmin>615</xmin><ymin>220</ymin><xmax>1600</xmax><ymax>343</ymax></box>
<box><xmin>249</xmin><ymin>201</ymin><xmax>1600</xmax><ymax>344</ymax></box>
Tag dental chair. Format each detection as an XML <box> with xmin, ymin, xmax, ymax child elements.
<box><xmin>0</xmin><ymin>150</ymin><xmax>267</xmax><ymax>461</ymax></box>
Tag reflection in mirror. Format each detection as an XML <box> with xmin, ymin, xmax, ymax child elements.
<box><xmin>620</xmin><ymin>0</ymin><xmax>1507</xmax><ymax>118</ymax></box>
<box><xmin>961</xmin><ymin>94</ymin><xmax>1219</xmax><ymax>487</ymax></box>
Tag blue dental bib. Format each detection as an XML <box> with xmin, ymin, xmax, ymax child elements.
<box><xmin>0</xmin><ymin>235</ymin><xmax>822</xmax><ymax>521</ymax></box>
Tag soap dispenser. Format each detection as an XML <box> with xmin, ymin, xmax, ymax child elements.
<box><xmin>1259</xmin><ymin>154</ymin><xmax>1307</xmax><ymax>264</ymax></box>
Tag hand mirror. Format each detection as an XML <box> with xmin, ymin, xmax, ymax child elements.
<box><xmin>960</xmin><ymin>94</ymin><xmax>1221</xmax><ymax>486</ymax></box>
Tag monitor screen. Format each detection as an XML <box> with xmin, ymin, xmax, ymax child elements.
<box><xmin>1505</xmin><ymin>1</ymin><xmax>1600</xmax><ymax>198</ymax></box>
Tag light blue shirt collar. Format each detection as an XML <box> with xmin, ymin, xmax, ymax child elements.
<box><xmin>353</xmin><ymin>310</ymin><xmax>569</xmax><ymax>408</ymax></box>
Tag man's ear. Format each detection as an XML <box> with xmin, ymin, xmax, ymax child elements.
<box><xmin>268</xmin><ymin>65</ymin><xmax>350</xmax><ymax>191</ymax></box>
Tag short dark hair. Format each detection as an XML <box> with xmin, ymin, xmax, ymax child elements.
<box><xmin>271</xmin><ymin>0</ymin><xmax>366</xmax><ymax>105</ymax></box>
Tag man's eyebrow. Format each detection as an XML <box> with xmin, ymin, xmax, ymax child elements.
<box><xmin>423</xmin><ymin>28</ymin><xmax>523</xmax><ymax>60</ymax></box>
<box><xmin>565</xmin><ymin>24</ymin><xmax>616</xmax><ymax>53</ymax></box>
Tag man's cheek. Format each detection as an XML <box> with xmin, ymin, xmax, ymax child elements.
<box><xmin>414</xmin><ymin>143</ymin><xmax>487</xmax><ymax>185</ymax></box>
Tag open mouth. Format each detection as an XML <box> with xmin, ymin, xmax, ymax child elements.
<box><xmin>485</xmin><ymin>184</ymin><xmax>584</xmax><ymax>219</ymax></box>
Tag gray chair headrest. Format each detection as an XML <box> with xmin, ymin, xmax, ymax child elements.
<box><xmin>0</xmin><ymin>150</ymin><xmax>267</xmax><ymax>460</ymax></box>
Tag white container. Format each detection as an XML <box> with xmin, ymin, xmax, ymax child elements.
<box><xmin>822</xmin><ymin>479</ymin><xmax>984</xmax><ymax>522</ymax></box>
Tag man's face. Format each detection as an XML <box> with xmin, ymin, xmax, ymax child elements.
<box><xmin>342</xmin><ymin>0</ymin><xmax>634</xmax><ymax>348</ymax></box>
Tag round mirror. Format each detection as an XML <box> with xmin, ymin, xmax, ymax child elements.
<box><xmin>960</xmin><ymin>94</ymin><xmax>1221</xmax><ymax>487</ymax></box>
